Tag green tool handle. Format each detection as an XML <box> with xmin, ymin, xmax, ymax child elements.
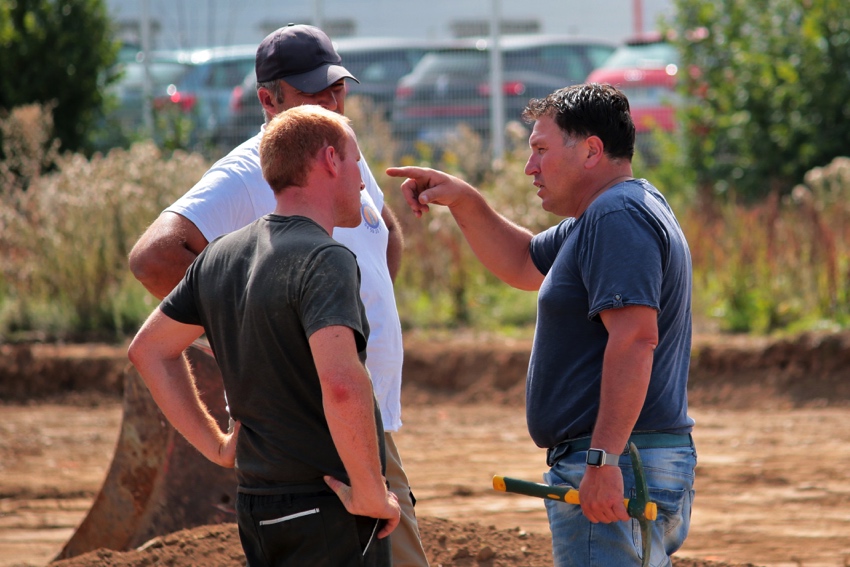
<box><xmin>493</xmin><ymin>475</ymin><xmax>657</xmax><ymax>521</ymax></box>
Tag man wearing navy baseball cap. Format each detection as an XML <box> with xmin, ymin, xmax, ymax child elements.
<box><xmin>255</xmin><ymin>23</ymin><xmax>359</xmax><ymax>92</ymax></box>
<box><xmin>129</xmin><ymin>24</ymin><xmax>428</xmax><ymax>567</ymax></box>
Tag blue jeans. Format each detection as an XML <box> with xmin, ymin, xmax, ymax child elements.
<box><xmin>543</xmin><ymin>443</ymin><xmax>697</xmax><ymax>567</ymax></box>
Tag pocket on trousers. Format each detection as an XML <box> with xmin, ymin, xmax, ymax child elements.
<box><xmin>630</xmin><ymin>486</ymin><xmax>693</xmax><ymax>557</ymax></box>
<box><xmin>259</xmin><ymin>507</ymin><xmax>320</xmax><ymax>526</ymax></box>
<box><xmin>257</xmin><ymin>505</ymin><xmax>331</xmax><ymax>565</ymax></box>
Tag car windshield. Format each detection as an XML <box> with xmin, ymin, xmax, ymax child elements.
<box><xmin>504</xmin><ymin>45</ymin><xmax>610</xmax><ymax>79</ymax></box>
<box><xmin>118</xmin><ymin>61</ymin><xmax>188</xmax><ymax>89</ymax></box>
<box><xmin>177</xmin><ymin>58</ymin><xmax>255</xmax><ymax>90</ymax></box>
<box><xmin>618</xmin><ymin>85</ymin><xmax>681</xmax><ymax>106</ymax></box>
<box><xmin>413</xmin><ymin>51</ymin><xmax>485</xmax><ymax>78</ymax></box>
<box><xmin>341</xmin><ymin>51</ymin><xmax>421</xmax><ymax>83</ymax></box>
<box><xmin>412</xmin><ymin>43</ymin><xmax>611</xmax><ymax>81</ymax></box>
<box><xmin>602</xmin><ymin>42</ymin><xmax>679</xmax><ymax>69</ymax></box>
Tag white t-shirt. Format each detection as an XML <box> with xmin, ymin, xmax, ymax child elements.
<box><xmin>165</xmin><ymin>130</ymin><xmax>405</xmax><ymax>431</ymax></box>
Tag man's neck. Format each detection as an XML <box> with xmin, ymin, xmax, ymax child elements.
<box><xmin>274</xmin><ymin>190</ymin><xmax>334</xmax><ymax>234</ymax></box>
<box><xmin>574</xmin><ymin>167</ymin><xmax>635</xmax><ymax>218</ymax></box>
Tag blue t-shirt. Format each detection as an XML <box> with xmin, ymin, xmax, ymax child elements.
<box><xmin>527</xmin><ymin>179</ymin><xmax>694</xmax><ymax>449</ymax></box>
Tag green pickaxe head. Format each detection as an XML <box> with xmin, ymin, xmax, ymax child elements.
<box><xmin>627</xmin><ymin>441</ymin><xmax>653</xmax><ymax>567</ymax></box>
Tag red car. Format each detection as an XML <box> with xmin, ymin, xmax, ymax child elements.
<box><xmin>586</xmin><ymin>34</ymin><xmax>680</xmax><ymax>134</ymax></box>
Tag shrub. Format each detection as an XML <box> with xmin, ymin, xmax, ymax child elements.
<box><xmin>0</xmin><ymin>0</ymin><xmax>119</xmax><ymax>154</ymax></box>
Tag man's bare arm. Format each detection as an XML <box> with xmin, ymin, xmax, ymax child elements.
<box><xmin>579</xmin><ymin>305</ymin><xmax>658</xmax><ymax>524</ymax></box>
<box><xmin>127</xmin><ymin>308</ymin><xmax>239</xmax><ymax>467</ymax></box>
<box><xmin>386</xmin><ymin>166</ymin><xmax>543</xmax><ymax>290</ymax></box>
<box><xmin>311</xmin><ymin>325</ymin><xmax>400</xmax><ymax>537</ymax></box>
<box><xmin>129</xmin><ymin>212</ymin><xmax>210</xmax><ymax>299</ymax></box>
<box><xmin>381</xmin><ymin>203</ymin><xmax>402</xmax><ymax>282</ymax></box>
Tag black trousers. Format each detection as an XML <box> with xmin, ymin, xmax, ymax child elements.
<box><xmin>236</xmin><ymin>491</ymin><xmax>390</xmax><ymax>567</ymax></box>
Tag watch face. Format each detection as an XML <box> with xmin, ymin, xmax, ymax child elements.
<box><xmin>586</xmin><ymin>450</ymin><xmax>604</xmax><ymax>466</ymax></box>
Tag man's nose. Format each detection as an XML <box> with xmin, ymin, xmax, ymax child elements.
<box><xmin>524</xmin><ymin>156</ymin><xmax>538</xmax><ymax>176</ymax></box>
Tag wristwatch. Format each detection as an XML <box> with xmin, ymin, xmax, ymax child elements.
<box><xmin>586</xmin><ymin>448</ymin><xmax>621</xmax><ymax>467</ymax></box>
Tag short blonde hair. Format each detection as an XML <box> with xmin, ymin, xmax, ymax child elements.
<box><xmin>260</xmin><ymin>105</ymin><xmax>352</xmax><ymax>193</ymax></box>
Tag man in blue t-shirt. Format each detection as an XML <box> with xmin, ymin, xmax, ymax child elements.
<box><xmin>387</xmin><ymin>83</ymin><xmax>696</xmax><ymax>567</ymax></box>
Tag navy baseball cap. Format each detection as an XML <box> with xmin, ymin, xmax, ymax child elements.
<box><xmin>255</xmin><ymin>24</ymin><xmax>359</xmax><ymax>93</ymax></box>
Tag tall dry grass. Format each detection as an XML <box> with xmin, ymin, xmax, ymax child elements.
<box><xmin>352</xmin><ymin>93</ymin><xmax>850</xmax><ymax>334</ymax></box>
<box><xmin>1</xmin><ymin>100</ymin><xmax>848</xmax><ymax>339</ymax></box>
<box><xmin>683</xmin><ymin>156</ymin><xmax>850</xmax><ymax>333</ymax></box>
<box><xmin>0</xmin><ymin>104</ymin><xmax>209</xmax><ymax>340</ymax></box>
<box><xmin>350</xmin><ymin>96</ymin><xmax>558</xmax><ymax>330</ymax></box>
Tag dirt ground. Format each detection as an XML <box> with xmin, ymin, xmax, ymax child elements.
<box><xmin>2</xmin><ymin>330</ymin><xmax>850</xmax><ymax>567</ymax></box>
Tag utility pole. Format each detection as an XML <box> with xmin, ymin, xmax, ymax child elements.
<box><xmin>141</xmin><ymin>0</ymin><xmax>154</xmax><ymax>135</ymax></box>
<box><xmin>489</xmin><ymin>0</ymin><xmax>505</xmax><ymax>162</ymax></box>
<box><xmin>207</xmin><ymin>0</ymin><xmax>215</xmax><ymax>47</ymax></box>
<box><xmin>313</xmin><ymin>0</ymin><xmax>324</xmax><ymax>30</ymax></box>
<box><xmin>633</xmin><ymin>0</ymin><xmax>644</xmax><ymax>36</ymax></box>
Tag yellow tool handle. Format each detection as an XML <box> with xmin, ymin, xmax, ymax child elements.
<box><xmin>493</xmin><ymin>475</ymin><xmax>657</xmax><ymax>521</ymax></box>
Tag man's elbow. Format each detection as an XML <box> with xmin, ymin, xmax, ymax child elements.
<box><xmin>321</xmin><ymin>369</ymin><xmax>371</xmax><ymax>408</ymax></box>
<box><xmin>127</xmin><ymin>333</ymin><xmax>146</xmax><ymax>370</ymax></box>
<box><xmin>507</xmin><ymin>260</ymin><xmax>545</xmax><ymax>291</ymax></box>
<box><xmin>128</xmin><ymin>243</ymin><xmax>152</xmax><ymax>284</ymax></box>
<box><xmin>323</xmin><ymin>378</ymin><xmax>356</xmax><ymax>405</ymax></box>
<box><xmin>128</xmin><ymin>245</ymin><xmax>165</xmax><ymax>297</ymax></box>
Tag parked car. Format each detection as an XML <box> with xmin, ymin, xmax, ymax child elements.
<box><xmin>214</xmin><ymin>37</ymin><xmax>460</xmax><ymax>148</ymax></box>
<box><xmin>390</xmin><ymin>35</ymin><xmax>617</xmax><ymax>148</ymax></box>
<box><xmin>585</xmin><ymin>34</ymin><xmax>681</xmax><ymax>134</ymax></box>
<box><xmin>105</xmin><ymin>49</ymin><xmax>192</xmax><ymax>134</ymax></box>
<box><xmin>152</xmin><ymin>45</ymin><xmax>257</xmax><ymax>146</ymax></box>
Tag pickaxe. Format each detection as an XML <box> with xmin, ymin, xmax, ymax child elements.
<box><xmin>493</xmin><ymin>442</ymin><xmax>655</xmax><ymax>566</ymax></box>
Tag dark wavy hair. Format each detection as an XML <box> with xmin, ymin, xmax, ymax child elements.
<box><xmin>522</xmin><ymin>83</ymin><xmax>635</xmax><ymax>161</ymax></box>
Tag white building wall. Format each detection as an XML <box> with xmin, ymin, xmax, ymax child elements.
<box><xmin>109</xmin><ymin>0</ymin><xmax>675</xmax><ymax>50</ymax></box>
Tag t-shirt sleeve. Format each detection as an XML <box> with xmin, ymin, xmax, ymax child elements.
<box><xmin>581</xmin><ymin>209</ymin><xmax>664</xmax><ymax>320</ymax></box>
<box><xmin>530</xmin><ymin>218</ymin><xmax>574</xmax><ymax>275</ymax></box>
<box><xmin>165</xmin><ymin>169</ymin><xmax>257</xmax><ymax>243</ymax></box>
<box><xmin>159</xmin><ymin>255</ymin><xmax>204</xmax><ymax>326</ymax></box>
<box><xmin>300</xmin><ymin>244</ymin><xmax>368</xmax><ymax>353</ymax></box>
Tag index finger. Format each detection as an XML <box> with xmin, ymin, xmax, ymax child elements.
<box><xmin>385</xmin><ymin>167</ymin><xmax>431</xmax><ymax>217</ymax></box>
<box><xmin>385</xmin><ymin>166</ymin><xmax>429</xmax><ymax>179</ymax></box>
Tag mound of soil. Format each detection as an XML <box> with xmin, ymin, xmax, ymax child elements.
<box><xmin>51</xmin><ymin>517</ymin><xmax>757</xmax><ymax>567</ymax></box>
<box><xmin>5</xmin><ymin>329</ymin><xmax>849</xmax><ymax>567</ymax></box>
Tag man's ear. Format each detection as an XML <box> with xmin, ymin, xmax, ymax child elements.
<box><xmin>584</xmin><ymin>136</ymin><xmax>605</xmax><ymax>168</ymax></box>
<box><xmin>318</xmin><ymin>145</ymin><xmax>339</xmax><ymax>177</ymax></box>
<box><xmin>257</xmin><ymin>87</ymin><xmax>277</xmax><ymax>115</ymax></box>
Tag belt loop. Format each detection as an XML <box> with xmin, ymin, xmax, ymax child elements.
<box><xmin>546</xmin><ymin>441</ymin><xmax>566</xmax><ymax>467</ymax></box>
<box><xmin>546</xmin><ymin>438</ymin><xmax>579</xmax><ymax>467</ymax></box>
<box><xmin>545</xmin><ymin>446</ymin><xmax>556</xmax><ymax>468</ymax></box>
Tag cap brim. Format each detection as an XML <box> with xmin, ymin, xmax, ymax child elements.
<box><xmin>283</xmin><ymin>64</ymin><xmax>359</xmax><ymax>94</ymax></box>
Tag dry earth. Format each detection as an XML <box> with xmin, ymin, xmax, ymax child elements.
<box><xmin>1</xmin><ymin>331</ymin><xmax>850</xmax><ymax>566</ymax></box>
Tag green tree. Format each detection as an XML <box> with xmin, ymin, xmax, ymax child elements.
<box><xmin>670</xmin><ymin>0</ymin><xmax>850</xmax><ymax>200</ymax></box>
<box><xmin>0</xmin><ymin>0</ymin><xmax>119</xmax><ymax>154</ymax></box>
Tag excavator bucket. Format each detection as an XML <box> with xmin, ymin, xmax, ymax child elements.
<box><xmin>54</xmin><ymin>343</ymin><xmax>237</xmax><ymax>561</ymax></box>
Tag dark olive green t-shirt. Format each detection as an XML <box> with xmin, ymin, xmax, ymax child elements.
<box><xmin>161</xmin><ymin>214</ymin><xmax>383</xmax><ymax>491</ymax></box>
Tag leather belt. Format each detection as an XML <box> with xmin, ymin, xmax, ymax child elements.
<box><xmin>546</xmin><ymin>432</ymin><xmax>692</xmax><ymax>467</ymax></box>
